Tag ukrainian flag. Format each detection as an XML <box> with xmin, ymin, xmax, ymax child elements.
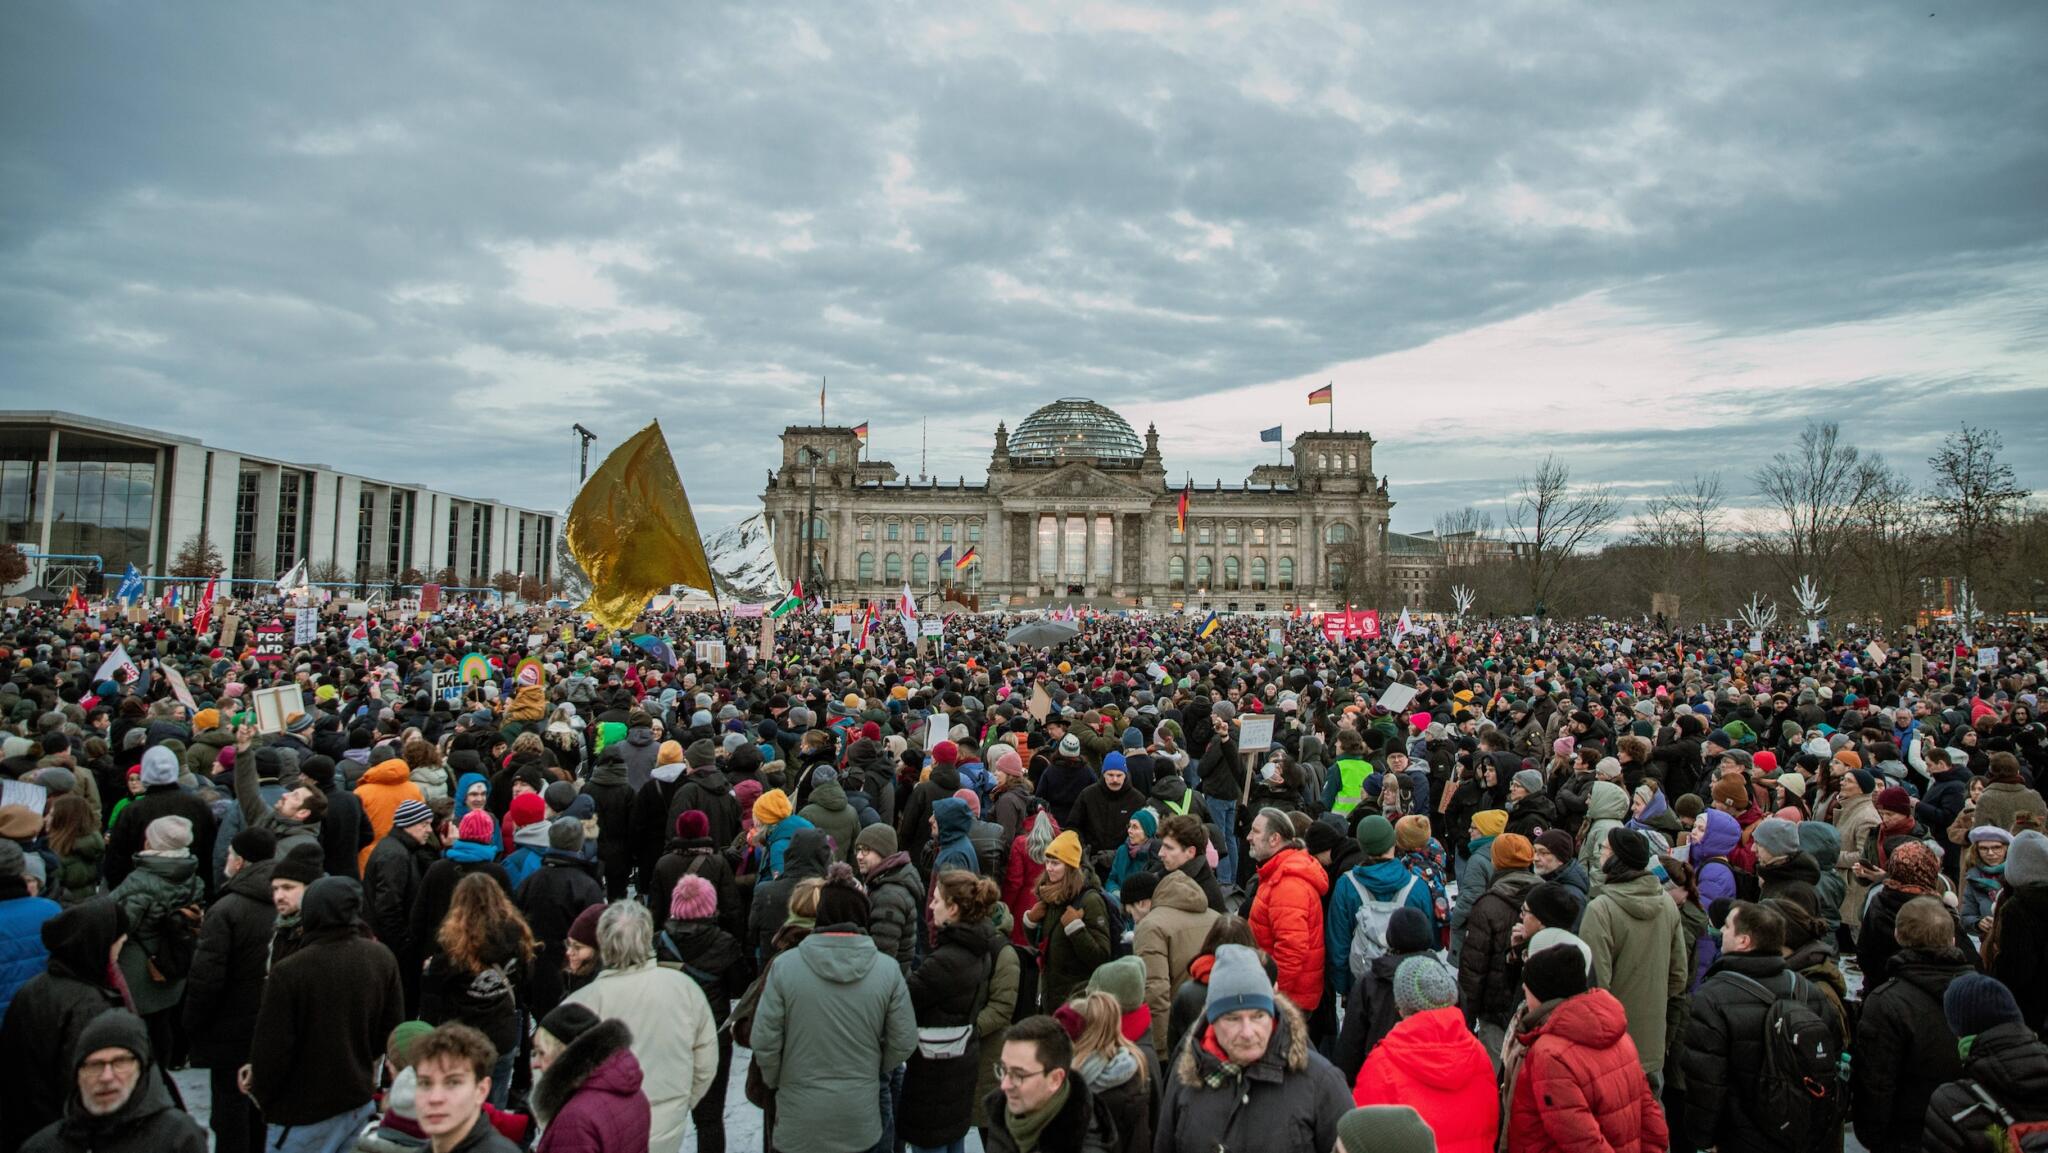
<box><xmin>1199</xmin><ymin>611</ymin><xmax>1220</xmax><ymax>639</ymax></box>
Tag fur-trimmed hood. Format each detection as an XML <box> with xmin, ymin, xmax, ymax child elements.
<box><xmin>530</xmin><ymin>1017</ymin><xmax>641</xmax><ymax>1126</ymax></box>
<box><xmin>1174</xmin><ymin>992</ymin><xmax>1313</xmax><ymax>1087</ymax></box>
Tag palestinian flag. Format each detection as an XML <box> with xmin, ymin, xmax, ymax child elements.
<box><xmin>769</xmin><ymin>592</ymin><xmax>802</xmax><ymax>618</ymax></box>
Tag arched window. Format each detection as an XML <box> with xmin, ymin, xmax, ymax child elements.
<box><xmin>910</xmin><ymin>552</ymin><xmax>927</xmax><ymax>585</ymax></box>
<box><xmin>884</xmin><ymin>553</ymin><xmax>903</xmax><ymax>581</ymax></box>
<box><xmin>802</xmin><ymin>517</ymin><xmax>828</xmax><ymax>540</ymax></box>
<box><xmin>1326</xmin><ymin>522</ymin><xmax>1351</xmax><ymax>545</ymax></box>
<box><xmin>1195</xmin><ymin>556</ymin><xmax>1213</xmax><ymax>588</ymax></box>
<box><xmin>1278</xmin><ymin>556</ymin><xmax>1295</xmax><ymax>590</ymax></box>
<box><xmin>1318</xmin><ymin>453</ymin><xmax>1328</xmax><ymax>470</ymax></box>
<box><xmin>1250</xmin><ymin>557</ymin><xmax>1268</xmax><ymax>590</ymax></box>
<box><xmin>1223</xmin><ymin>556</ymin><xmax>1241</xmax><ymax>590</ymax></box>
<box><xmin>1168</xmin><ymin>555</ymin><xmax>1186</xmax><ymax>591</ymax></box>
<box><xmin>1347</xmin><ymin>453</ymin><xmax>1357</xmax><ymax>471</ymax></box>
<box><xmin>858</xmin><ymin>552</ymin><xmax>875</xmax><ymax>580</ymax></box>
<box><xmin>826</xmin><ymin>448</ymin><xmax>838</xmax><ymax>465</ymax></box>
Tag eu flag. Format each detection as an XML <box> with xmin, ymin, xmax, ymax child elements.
<box><xmin>1259</xmin><ymin>426</ymin><xmax>1282</xmax><ymax>443</ymax></box>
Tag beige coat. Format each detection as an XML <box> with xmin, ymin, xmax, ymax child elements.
<box><xmin>1134</xmin><ymin>869</ymin><xmax>1220</xmax><ymax>1058</ymax></box>
<box><xmin>1830</xmin><ymin>792</ymin><xmax>1880</xmax><ymax>928</ymax></box>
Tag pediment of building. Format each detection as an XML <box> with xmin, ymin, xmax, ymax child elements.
<box><xmin>999</xmin><ymin>462</ymin><xmax>1160</xmax><ymax>505</ymax></box>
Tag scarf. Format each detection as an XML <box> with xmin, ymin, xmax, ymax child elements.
<box><xmin>1076</xmin><ymin>1047</ymin><xmax>1139</xmax><ymax>1092</ymax></box>
<box><xmin>1003</xmin><ymin>1079</ymin><xmax>1071</xmax><ymax>1153</ymax></box>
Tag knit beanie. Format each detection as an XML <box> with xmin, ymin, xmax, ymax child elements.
<box><xmin>674</xmin><ymin>810</ymin><xmax>710</xmax><ymax>841</ymax></box>
<box><xmin>1336</xmin><ymin>1106</ymin><xmax>1435</xmax><ymax>1153</ymax></box>
<box><xmin>1944</xmin><ymin>973</ymin><xmax>2024</xmax><ymax>1039</ymax></box>
<box><xmin>1523</xmin><ymin>942</ymin><xmax>1592</xmax><ymax>1001</ymax></box>
<box><xmin>1087</xmin><ymin>955</ymin><xmax>1146</xmax><ymax>1013</ymax></box>
<box><xmin>1835</xmin><ymin>749</ymin><xmax>1864</xmax><ymax>770</ymax></box>
<box><xmin>537</xmin><ymin>1002</ymin><xmax>601</xmax><ymax>1049</ymax></box>
<box><xmin>1523</xmin><ymin>881</ymin><xmax>1582</xmax><ymax>931</ymax></box>
<box><xmin>548</xmin><ymin>816</ymin><xmax>587</xmax><ymax>854</ymax></box>
<box><xmin>144</xmin><ymin>816</ymin><xmax>194</xmax><ymax>853</ymax></box>
<box><xmin>753</xmin><ymin>789</ymin><xmax>793</xmax><ymax>826</ymax></box>
<box><xmin>1777</xmin><ymin>773</ymin><xmax>1809</xmax><ymax>799</ymax></box>
<box><xmin>1046</xmin><ymin>830</ymin><xmax>1083</xmax><ymax>870</ymax></box>
<box><xmin>1303</xmin><ymin>819</ymin><xmax>1343</xmax><ymax>859</ymax></box>
<box><xmin>507</xmin><ymin>793</ymin><xmax>546</xmax><ymax>832</ymax></box>
<box><xmin>1528</xmin><ymin>926</ymin><xmax>1595</xmax><ymax>973</ymax></box>
<box><xmin>1386</xmin><ymin>906</ymin><xmax>1432</xmax><ymax>955</ymax></box>
<box><xmin>1753</xmin><ymin>818</ymin><xmax>1802</xmax><ymax>860</ymax></box>
<box><xmin>1492</xmin><ymin>832</ymin><xmax>1533</xmax><ymax>871</ymax></box>
<box><xmin>1875</xmin><ymin>786</ymin><xmax>1913</xmax><ymax>816</ymax></box>
<box><xmin>1533</xmin><ymin>829</ymin><xmax>1574</xmax><ymax>863</ymax></box>
<box><xmin>686</xmin><ymin>739</ymin><xmax>717</xmax><ymax>768</ymax></box>
<box><xmin>1129</xmin><ymin>808</ymin><xmax>1157</xmax><ymax>838</ymax></box>
<box><xmin>670</xmin><ymin>874</ymin><xmax>719</xmax><ymax>921</ymax></box>
<box><xmin>231</xmin><ymin>827</ymin><xmax>277</xmax><ymax>863</ymax></box>
<box><xmin>1395</xmin><ymin>815</ymin><xmax>1430</xmax><ymax>854</ymax></box>
<box><xmin>544</xmin><ymin>781</ymin><xmax>578</xmax><ymax>815</ymax></box>
<box><xmin>1673</xmin><ymin>793</ymin><xmax>1706</xmax><ymax>823</ymax></box>
<box><xmin>567</xmin><ymin>903</ymin><xmax>604</xmax><ymax>948</ymax></box>
<box><xmin>390</xmin><ymin>799</ymin><xmax>434</xmax><ymax>830</ymax></box>
<box><xmin>390</xmin><ymin>1019</ymin><xmax>436</xmax><ymax>1064</ymax></box>
<box><xmin>1512</xmin><ymin>769</ymin><xmax>1545</xmax><ymax>796</ymax></box>
<box><xmin>815</xmin><ymin>877</ymin><xmax>870</xmax><ymax>929</ymax></box>
<box><xmin>658</xmin><ymin>740</ymin><xmax>685</xmax><ymax>766</ymax></box>
<box><xmin>1204</xmin><ymin>944</ymin><xmax>1275</xmax><ymax>1022</ymax></box>
<box><xmin>855</xmin><ymin>823</ymin><xmax>898</xmax><ymax>858</ymax></box>
<box><xmin>1848</xmin><ymin>768</ymin><xmax>1876</xmax><ymax>796</ymax></box>
<box><xmin>1471</xmin><ymin>810</ymin><xmax>1508</xmax><ymax>839</ymax></box>
<box><xmin>1591</xmin><ymin>828</ymin><xmax>1645</xmax><ymax>877</ymax></box>
<box><xmin>270</xmin><ymin>851</ymin><xmax>324</xmax><ymax>886</ymax></box>
<box><xmin>930</xmin><ymin>740</ymin><xmax>959</xmax><ymax>766</ymax></box>
<box><xmin>1390</xmin><ymin>955</ymin><xmax>1457</xmax><ymax>1017</ymax></box>
<box><xmin>1712</xmin><ymin>776</ymin><xmax>1751</xmax><ymax>811</ymax></box>
<box><xmin>1120</xmin><ymin>870</ymin><xmax>1159</xmax><ymax>907</ymax></box>
<box><xmin>457</xmin><ymin>810</ymin><xmax>496</xmax><ymax>844</ymax></box>
<box><xmin>989</xmin><ymin>744</ymin><xmax>1024</xmax><ymax>778</ymax></box>
<box><xmin>1355</xmin><ymin>814</ymin><xmax>1396</xmax><ymax>858</ymax></box>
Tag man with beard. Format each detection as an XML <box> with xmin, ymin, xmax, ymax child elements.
<box><xmin>21</xmin><ymin>1010</ymin><xmax>207</xmax><ymax>1153</ymax></box>
<box><xmin>1066</xmin><ymin>752</ymin><xmax>1144</xmax><ymax>867</ymax></box>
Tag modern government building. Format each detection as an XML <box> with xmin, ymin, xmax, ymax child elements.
<box><xmin>0</xmin><ymin>411</ymin><xmax>556</xmax><ymax>593</ymax></box>
<box><xmin>761</xmin><ymin>397</ymin><xmax>1471</xmax><ymax>611</ymax></box>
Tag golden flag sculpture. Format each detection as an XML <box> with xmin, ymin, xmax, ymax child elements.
<box><xmin>565</xmin><ymin>421</ymin><xmax>714</xmax><ymax>629</ymax></box>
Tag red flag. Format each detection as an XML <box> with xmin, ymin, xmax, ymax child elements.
<box><xmin>193</xmin><ymin>577</ymin><xmax>218</xmax><ymax>633</ymax></box>
<box><xmin>64</xmin><ymin>587</ymin><xmax>87</xmax><ymax>614</ymax></box>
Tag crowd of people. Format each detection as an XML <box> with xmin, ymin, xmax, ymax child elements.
<box><xmin>0</xmin><ymin>594</ymin><xmax>2044</xmax><ymax>1153</ymax></box>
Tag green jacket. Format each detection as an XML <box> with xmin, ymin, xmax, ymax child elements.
<box><xmin>753</xmin><ymin>931</ymin><xmax>917</xmax><ymax>1153</ymax></box>
<box><xmin>55</xmin><ymin>831</ymin><xmax>104</xmax><ymax>905</ymax></box>
<box><xmin>109</xmin><ymin>852</ymin><xmax>204</xmax><ymax>1014</ymax></box>
<box><xmin>1578</xmin><ymin>871</ymin><xmax>1688</xmax><ymax>1075</ymax></box>
<box><xmin>798</xmin><ymin>780</ymin><xmax>863</xmax><ymax>865</ymax></box>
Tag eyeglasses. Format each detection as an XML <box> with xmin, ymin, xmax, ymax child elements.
<box><xmin>992</xmin><ymin>1063</ymin><xmax>1049</xmax><ymax>1085</ymax></box>
<box><xmin>80</xmin><ymin>1055</ymin><xmax>139</xmax><ymax>1078</ymax></box>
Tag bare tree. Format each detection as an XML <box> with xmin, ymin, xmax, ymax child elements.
<box><xmin>309</xmin><ymin>560</ymin><xmax>349</xmax><ymax>585</ymax></box>
<box><xmin>1630</xmin><ymin>473</ymin><xmax>1725</xmax><ymax>615</ymax></box>
<box><xmin>1846</xmin><ymin>461</ymin><xmax>1934</xmax><ymax>625</ymax></box>
<box><xmin>1927</xmin><ymin>426</ymin><xmax>2028</xmax><ymax>606</ymax></box>
<box><xmin>1323</xmin><ymin>540</ymin><xmax>1387</xmax><ymax>608</ymax></box>
<box><xmin>0</xmin><ymin>543</ymin><xmax>26</xmax><ymax>588</ymax></box>
<box><xmin>170</xmin><ymin>531</ymin><xmax>226</xmax><ymax>578</ymax></box>
<box><xmin>1504</xmin><ymin>455</ymin><xmax>1620</xmax><ymax>614</ymax></box>
<box><xmin>1749</xmin><ymin>421</ymin><xmax>1880</xmax><ymax>600</ymax></box>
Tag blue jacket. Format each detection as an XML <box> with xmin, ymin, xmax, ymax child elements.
<box><xmin>931</xmin><ymin>799</ymin><xmax>979</xmax><ymax>875</ymax></box>
<box><xmin>0</xmin><ymin>889</ymin><xmax>61</xmax><ymax>1021</ymax></box>
<box><xmin>1325</xmin><ymin>858</ymin><xmax>1436</xmax><ymax>995</ymax></box>
<box><xmin>762</xmin><ymin>814</ymin><xmax>816</xmax><ymax>879</ymax></box>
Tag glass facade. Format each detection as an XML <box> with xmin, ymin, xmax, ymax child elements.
<box><xmin>0</xmin><ymin>432</ymin><xmax>158</xmax><ymax>574</ymax></box>
<box><xmin>273</xmin><ymin>472</ymin><xmax>304</xmax><ymax>576</ymax></box>
<box><xmin>234</xmin><ymin>471</ymin><xmax>262</xmax><ymax>578</ymax></box>
<box><xmin>1009</xmin><ymin>398</ymin><xmax>1144</xmax><ymax>461</ymax></box>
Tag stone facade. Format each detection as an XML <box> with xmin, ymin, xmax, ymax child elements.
<box><xmin>760</xmin><ymin>398</ymin><xmax>1401</xmax><ymax>610</ymax></box>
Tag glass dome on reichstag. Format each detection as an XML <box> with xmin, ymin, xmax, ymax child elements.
<box><xmin>1009</xmin><ymin>398</ymin><xmax>1143</xmax><ymax>462</ymax></box>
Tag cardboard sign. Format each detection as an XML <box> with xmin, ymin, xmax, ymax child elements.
<box><xmin>253</xmin><ymin>623</ymin><xmax>288</xmax><ymax>663</ymax></box>
<box><xmin>345</xmin><ymin>600</ymin><xmax>369</xmax><ymax>619</ymax></box>
<box><xmin>1376</xmin><ymin>682</ymin><xmax>1419</xmax><ymax>714</ymax></box>
<box><xmin>759</xmin><ymin>615</ymin><xmax>776</xmax><ymax>661</ymax></box>
<box><xmin>252</xmin><ymin>684</ymin><xmax>306</xmax><ymax>735</ymax></box>
<box><xmin>1864</xmin><ymin>641</ymin><xmax>1887</xmax><ymax>667</ymax></box>
<box><xmin>923</xmin><ymin>713</ymin><xmax>947</xmax><ymax>754</ymax></box>
<box><xmin>1237</xmin><ymin>714</ymin><xmax>1275</xmax><ymax>752</ymax></box>
<box><xmin>1027</xmin><ymin>685</ymin><xmax>1054</xmax><ymax>722</ymax></box>
<box><xmin>833</xmin><ymin>614</ymin><xmax>853</xmax><ymax>634</ymax></box>
<box><xmin>419</xmin><ymin>584</ymin><xmax>442</xmax><ymax>612</ymax></box>
<box><xmin>1977</xmin><ymin>647</ymin><xmax>2000</xmax><ymax>669</ymax></box>
<box><xmin>160</xmin><ymin>664</ymin><xmax>198</xmax><ymax>713</ymax></box>
<box><xmin>693</xmin><ymin>640</ymin><xmax>727</xmax><ymax>668</ymax></box>
<box><xmin>219</xmin><ymin>614</ymin><xmax>241</xmax><ymax>650</ymax></box>
<box><xmin>294</xmin><ymin>607</ymin><xmax>319</xmax><ymax>645</ymax></box>
<box><xmin>432</xmin><ymin>669</ymin><xmax>465</xmax><ymax>704</ymax></box>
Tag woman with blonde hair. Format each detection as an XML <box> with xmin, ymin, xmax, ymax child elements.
<box><xmin>1063</xmin><ymin>989</ymin><xmax>1157</xmax><ymax>1153</ymax></box>
<box><xmin>422</xmin><ymin>871</ymin><xmax>537</xmax><ymax>1105</ymax></box>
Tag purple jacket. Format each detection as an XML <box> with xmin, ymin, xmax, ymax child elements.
<box><xmin>1691</xmin><ymin>810</ymin><xmax>1743</xmax><ymax>984</ymax></box>
<box><xmin>532</xmin><ymin>1018</ymin><xmax>652</xmax><ymax>1153</ymax></box>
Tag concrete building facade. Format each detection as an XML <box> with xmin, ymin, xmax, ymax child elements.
<box><xmin>0</xmin><ymin>411</ymin><xmax>555</xmax><ymax>591</ymax></box>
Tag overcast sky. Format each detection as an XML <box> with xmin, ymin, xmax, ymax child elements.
<box><xmin>5</xmin><ymin>3</ymin><xmax>2045</xmax><ymax>537</ymax></box>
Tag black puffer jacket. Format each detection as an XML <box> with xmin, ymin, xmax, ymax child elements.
<box><xmin>649</xmin><ymin>838</ymin><xmax>741</xmax><ymax>936</ymax></box>
<box><xmin>655</xmin><ymin>916</ymin><xmax>748</xmax><ymax>1023</ymax></box>
<box><xmin>865</xmin><ymin>851</ymin><xmax>924</xmax><ymax>975</ymax></box>
<box><xmin>361</xmin><ymin>830</ymin><xmax>434</xmax><ymax>958</ymax></box>
<box><xmin>668</xmin><ymin>765</ymin><xmax>741</xmax><ymax>852</ymax></box>
<box><xmin>1857</xmin><ymin>884</ymin><xmax>1971</xmax><ymax>992</ymax></box>
<box><xmin>746</xmin><ymin>828</ymin><xmax>831</xmax><ymax>960</ymax></box>
<box><xmin>1851</xmin><ymin>947</ymin><xmax>1971</xmax><ymax>1153</ymax></box>
<box><xmin>899</xmin><ymin>920</ymin><xmax>1001</xmax><ymax>1148</ymax></box>
<box><xmin>1505</xmin><ymin>791</ymin><xmax>1556</xmax><ymax>839</ymax></box>
<box><xmin>1155</xmin><ymin>996</ymin><xmax>1351</xmax><ymax>1153</ymax></box>
<box><xmin>181</xmin><ymin>859</ymin><xmax>278</xmax><ymax>1069</ymax></box>
<box><xmin>1679</xmin><ymin>951</ymin><xmax>1846</xmax><ymax>1153</ymax></box>
<box><xmin>1921</xmin><ymin>1022</ymin><xmax>2048</xmax><ymax>1153</ymax></box>
<box><xmin>584</xmin><ymin>756</ymin><xmax>636</xmax><ymax>900</ymax></box>
<box><xmin>898</xmin><ymin>763</ymin><xmax>962</xmax><ymax>864</ymax></box>
<box><xmin>515</xmin><ymin>851</ymin><xmax>605</xmax><ymax>1016</ymax></box>
<box><xmin>0</xmin><ymin>899</ymin><xmax>126</xmax><ymax>1150</ymax></box>
<box><xmin>21</xmin><ymin>1010</ymin><xmax>208</xmax><ymax>1153</ymax></box>
<box><xmin>1456</xmin><ymin>868</ymin><xmax>1541</xmax><ymax>1025</ymax></box>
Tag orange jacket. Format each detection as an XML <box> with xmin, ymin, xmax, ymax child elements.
<box><xmin>355</xmin><ymin>758</ymin><xmax>425</xmax><ymax>873</ymax></box>
<box><xmin>1354</xmin><ymin>1006</ymin><xmax>1500</xmax><ymax>1153</ymax></box>
<box><xmin>1249</xmin><ymin>846</ymin><xmax>1328</xmax><ymax>1010</ymax></box>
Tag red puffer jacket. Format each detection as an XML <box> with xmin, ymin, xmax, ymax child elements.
<box><xmin>1508</xmin><ymin>989</ymin><xmax>1668</xmax><ymax>1153</ymax></box>
<box><xmin>1249</xmin><ymin>847</ymin><xmax>1329</xmax><ymax>1011</ymax></box>
<box><xmin>1353</xmin><ymin>1006</ymin><xmax>1500</xmax><ymax>1153</ymax></box>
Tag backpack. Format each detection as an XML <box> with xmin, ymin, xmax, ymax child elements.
<box><xmin>1346</xmin><ymin>873</ymin><xmax>1420</xmax><ymax>979</ymax></box>
<box><xmin>1706</xmin><ymin>856</ymin><xmax>1762</xmax><ymax>904</ymax></box>
<box><xmin>1722</xmin><ymin>970</ymin><xmax>1845</xmax><ymax>1152</ymax></box>
<box><xmin>655</xmin><ymin>929</ymin><xmax>727</xmax><ymax>994</ymax></box>
<box><xmin>1956</xmin><ymin>1079</ymin><xmax>2048</xmax><ymax>1152</ymax></box>
<box><xmin>145</xmin><ymin>902</ymin><xmax>205</xmax><ymax>984</ymax></box>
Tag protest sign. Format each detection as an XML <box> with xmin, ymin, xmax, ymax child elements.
<box><xmin>252</xmin><ymin>684</ymin><xmax>306</xmax><ymax>734</ymax></box>
<box><xmin>1237</xmin><ymin>715</ymin><xmax>1275</xmax><ymax>752</ymax></box>
<box><xmin>1375</xmin><ymin>682</ymin><xmax>1418</xmax><ymax>713</ymax></box>
<box><xmin>253</xmin><ymin>622</ymin><xmax>287</xmax><ymax>663</ymax></box>
<box><xmin>294</xmin><ymin>607</ymin><xmax>319</xmax><ymax>645</ymax></box>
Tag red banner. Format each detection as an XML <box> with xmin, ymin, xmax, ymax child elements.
<box><xmin>1319</xmin><ymin>609</ymin><xmax>1381</xmax><ymax>641</ymax></box>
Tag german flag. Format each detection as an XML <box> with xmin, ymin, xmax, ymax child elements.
<box><xmin>852</xmin><ymin>422</ymin><xmax>869</xmax><ymax>443</ymax></box>
<box><xmin>1308</xmin><ymin>383</ymin><xmax>1333</xmax><ymax>406</ymax></box>
<box><xmin>1176</xmin><ymin>483</ymin><xmax>1189</xmax><ymax>532</ymax></box>
<box><xmin>953</xmin><ymin>545</ymin><xmax>977</xmax><ymax>570</ymax></box>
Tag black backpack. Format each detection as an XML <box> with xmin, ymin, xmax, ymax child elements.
<box><xmin>145</xmin><ymin>902</ymin><xmax>205</xmax><ymax>984</ymax></box>
<box><xmin>1723</xmin><ymin>970</ymin><xmax>1844</xmax><ymax>1151</ymax></box>
<box><xmin>1707</xmin><ymin>856</ymin><xmax>1761</xmax><ymax>904</ymax></box>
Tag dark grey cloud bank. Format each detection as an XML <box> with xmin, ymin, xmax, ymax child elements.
<box><xmin>3</xmin><ymin>3</ymin><xmax>2044</xmax><ymax>530</ymax></box>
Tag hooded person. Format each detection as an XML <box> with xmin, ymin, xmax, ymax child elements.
<box><xmin>20</xmin><ymin>1009</ymin><xmax>207</xmax><ymax>1153</ymax></box>
<box><xmin>1576</xmin><ymin>827</ymin><xmax>1688</xmax><ymax>1079</ymax></box>
<box><xmin>1352</xmin><ymin>954</ymin><xmax>1500</xmax><ymax>1153</ymax></box>
<box><xmin>0</xmin><ymin>898</ymin><xmax>129</xmax><ymax>1149</ymax></box>
<box><xmin>246</xmin><ymin>877</ymin><xmax>405</xmax><ymax>1146</ymax></box>
<box><xmin>1920</xmin><ymin>974</ymin><xmax>2048</xmax><ymax>1153</ymax></box>
<box><xmin>931</xmin><ymin>795</ymin><xmax>981</xmax><ymax>875</ymax></box>
<box><xmin>1575</xmin><ymin>781</ymin><xmax>1630</xmax><ymax>875</ymax></box>
<box><xmin>354</xmin><ymin>755</ymin><xmax>427</xmax><ymax>876</ymax></box>
<box><xmin>796</xmin><ymin>765</ymin><xmax>863</xmax><ymax>864</ymax></box>
<box><xmin>583</xmin><ymin>744</ymin><xmax>638</xmax><ymax>901</ymax></box>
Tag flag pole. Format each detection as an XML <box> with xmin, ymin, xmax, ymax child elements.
<box><xmin>1328</xmin><ymin>383</ymin><xmax>1334</xmax><ymax>432</ymax></box>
